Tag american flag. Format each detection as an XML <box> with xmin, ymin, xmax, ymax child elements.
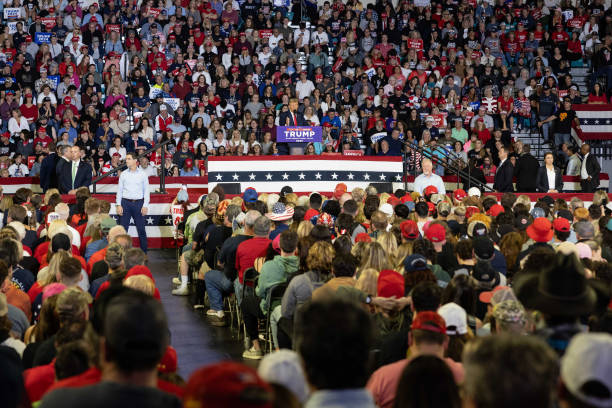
<box><xmin>574</xmin><ymin>104</ymin><xmax>612</xmax><ymax>141</ymax></box>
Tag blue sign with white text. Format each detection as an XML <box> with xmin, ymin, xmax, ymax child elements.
<box><xmin>276</xmin><ymin>126</ymin><xmax>322</xmax><ymax>143</ymax></box>
<box><xmin>34</xmin><ymin>32</ymin><xmax>52</xmax><ymax>44</ymax></box>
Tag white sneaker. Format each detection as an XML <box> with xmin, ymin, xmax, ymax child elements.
<box><xmin>242</xmin><ymin>347</ymin><xmax>263</xmax><ymax>360</ymax></box>
<box><xmin>172</xmin><ymin>286</ymin><xmax>189</xmax><ymax>296</ymax></box>
<box><xmin>172</xmin><ymin>277</ymin><xmax>181</xmax><ymax>285</ymax></box>
<box><xmin>206</xmin><ymin>309</ymin><xmax>224</xmax><ymax>318</ymax></box>
<box><xmin>193</xmin><ymin>304</ymin><xmax>206</xmax><ymax>310</ymax></box>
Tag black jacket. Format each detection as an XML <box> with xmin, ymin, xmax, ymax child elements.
<box><xmin>514</xmin><ymin>153</ymin><xmax>540</xmax><ymax>192</ymax></box>
<box><xmin>536</xmin><ymin>166</ymin><xmax>563</xmax><ymax>192</ymax></box>
<box><xmin>461</xmin><ymin>166</ymin><xmax>487</xmax><ymax>191</ymax></box>
<box><xmin>493</xmin><ymin>159</ymin><xmax>515</xmax><ymax>192</ymax></box>
<box><xmin>58</xmin><ymin>160</ymin><xmax>93</xmax><ymax>194</ymax></box>
<box><xmin>39</xmin><ymin>153</ymin><xmax>59</xmax><ymax>192</ymax></box>
<box><xmin>583</xmin><ymin>153</ymin><xmax>601</xmax><ymax>183</ymax></box>
<box><xmin>278</xmin><ymin>111</ymin><xmax>307</xmax><ymax>127</ymax></box>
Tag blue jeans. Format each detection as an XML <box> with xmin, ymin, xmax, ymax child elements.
<box><xmin>204</xmin><ymin>269</ymin><xmax>233</xmax><ymax>311</ymax></box>
<box><xmin>555</xmin><ymin>133</ymin><xmax>571</xmax><ymax>148</ymax></box>
<box><xmin>120</xmin><ymin>198</ymin><xmax>147</xmax><ymax>252</ymax></box>
<box><xmin>541</xmin><ymin>120</ymin><xmax>552</xmax><ymax>142</ymax></box>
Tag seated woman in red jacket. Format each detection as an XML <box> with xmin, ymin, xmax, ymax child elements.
<box><xmin>587</xmin><ymin>83</ymin><xmax>608</xmax><ymax>104</ymax></box>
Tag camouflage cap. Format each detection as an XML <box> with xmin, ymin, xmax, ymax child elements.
<box><xmin>493</xmin><ymin>300</ymin><xmax>526</xmax><ymax>325</ymax></box>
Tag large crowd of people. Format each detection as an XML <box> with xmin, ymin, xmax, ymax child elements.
<box><xmin>1</xmin><ymin>181</ymin><xmax>612</xmax><ymax>407</ymax></box>
<box><xmin>1</xmin><ymin>0</ymin><xmax>612</xmax><ymax>406</ymax></box>
<box><xmin>0</xmin><ymin>0</ymin><xmax>609</xmax><ymax>182</ymax></box>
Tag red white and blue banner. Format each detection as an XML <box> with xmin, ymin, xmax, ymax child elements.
<box><xmin>574</xmin><ymin>104</ymin><xmax>612</xmax><ymax>141</ymax></box>
<box><xmin>207</xmin><ymin>156</ymin><xmax>405</xmax><ymax>193</ymax></box>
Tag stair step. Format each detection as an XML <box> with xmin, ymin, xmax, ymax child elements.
<box><xmin>572</xmin><ymin>67</ymin><xmax>590</xmax><ymax>75</ymax></box>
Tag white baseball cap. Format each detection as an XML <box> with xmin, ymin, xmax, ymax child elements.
<box><xmin>561</xmin><ymin>333</ymin><xmax>612</xmax><ymax>408</ymax></box>
<box><xmin>468</xmin><ymin>187</ymin><xmax>481</xmax><ymax>197</ymax></box>
<box><xmin>437</xmin><ymin>302</ymin><xmax>468</xmax><ymax>335</ymax></box>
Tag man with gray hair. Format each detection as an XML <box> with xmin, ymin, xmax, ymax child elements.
<box><xmin>203</xmin><ymin>210</ymin><xmax>261</xmax><ymax>324</ymax></box>
<box><xmin>86</xmin><ymin>225</ymin><xmax>127</xmax><ymax>272</ymax></box>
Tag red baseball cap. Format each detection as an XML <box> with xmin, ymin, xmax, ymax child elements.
<box><xmin>377</xmin><ymin>269</ymin><xmax>404</xmax><ymax>299</ymax></box>
<box><xmin>487</xmin><ymin>204</ymin><xmax>505</xmax><ymax>217</ymax></box>
<box><xmin>427</xmin><ymin>201</ymin><xmax>435</xmax><ymax>214</ymax></box>
<box><xmin>526</xmin><ymin>217</ymin><xmax>553</xmax><ymax>243</ymax></box>
<box><xmin>412</xmin><ymin>311</ymin><xmax>446</xmax><ymax>334</ymax></box>
<box><xmin>25</xmin><ymin>35</ymin><xmax>32</xmax><ymax>42</ymax></box>
<box><xmin>125</xmin><ymin>265</ymin><xmax>155</xmax><ymax>284</ymax></box>
<box><xmin>553</xmin><ymin>217</ymin><xmax>570</xmax><ymax>233</ymax></box>
<box><xmin>185</xmin><ymin>158</ymin><xmax>193</xmax><ymax>167</ymax></box>
<box><xmin>72</xmin><ymin>36</ymin><xmax>80</xmax><ymax>42</ymax></box>
<box><xmin>425</xmin><ymin>223</ymin><xmax>446</xmax><ymax>243</ymax></box>
<box><xmin>63</xmin><ymin>96</ymin><xmax>71</xmax><ymax>104</ymax></box>
<box><xmin>102</xmin><ymin>117</ymin><xmax>109</xmax><ymax>123</ymax></box>
<box><xmin>333</xmin><ymin>183</ymin><xmax>347</xmax><ymax>199</ymax></box>
<box><xmin>387</xmin><ymin>196</ymin><xmax>401</xmax><ymax>207</ymax></box>
<box><xmin>423</xmin><ymin>185</ymin><xmax>438</xmax><ymax>196</ymax></box>
<box><xmin>157</xmin><ymin>346</ymin><xmax>177</xmax><ymax>374</ymax></box>
<box><xmin>183</xmin><ymin>362</ymin><xmax>272</xmax><ymax>408</ymax></box>
<box><xmin>400</xmin><ymin>220</ymin><xmax>419</xmax><ymax>240</ymax></box>
<box><xmin>400</xmin><ymin>194</ymin><xmax>413</xmax><ymax>203</ymax></box>
<box><xmin>453</xmin><ymin>189</ymin><xmax>467</xmax><ymax>201</ymax></box>
<box><xmin>465</xmin><ymin>206</ymin><xmax>480</xmax><ymax>219</ymax></box>
<box><xmin>355</xmin><ymin>232</ymin><xmax>372</xmax><ymax>243</ymax></box>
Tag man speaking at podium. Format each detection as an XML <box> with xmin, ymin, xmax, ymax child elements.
<box><xmin>278</xmin><ymin>98</ymin><xmax>307</xmax><ymax>155</ymax></box>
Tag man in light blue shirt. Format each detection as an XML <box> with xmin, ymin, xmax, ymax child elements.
<box><xmin>116</xmin><ymin>152</ymin><xmax>150</xmax><ymax>252</ymax></box>
<box><xmin>413</xmin><ymin>158</ymin><xmax>446</xmax><ymax>195</ymax></box>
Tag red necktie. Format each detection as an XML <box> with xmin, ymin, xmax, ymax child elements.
<box><xmin>293</xmin><ymin>114</ymin><xmax>297</xmax><ymax>126</ymax></box>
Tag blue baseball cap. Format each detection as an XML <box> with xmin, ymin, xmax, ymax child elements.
<box><xmin>243</xmin><ymin>187</ymin><xmax>258</xmax><ymax>203</ymax></box>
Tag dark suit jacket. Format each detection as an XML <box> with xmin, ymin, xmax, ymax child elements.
<box><xmin>536</xmin><ymin>166</ymin><xmax>563</xmax><ymax>192</ymax></box>
<box><xmin>58</xmin><ymin>160</ymin><xmax>93</xmax><ymax>194</ymax></box>
<box><xmin>584</xmin><ymin>153</ymin><xmax>601</xmax><ymax>183</ymax></box>
<box><xmin>493</xmin><ymin>159</ymin><xmax>514</xmax><ymax>192</ymax></box>
<box><xmin>514</xmin><ymin>153</ymin><xmax>540</xmax><ymax>192</ymax></box>
<box><xmin>40</xmin><ymin>153</ymin><xmax>59</xmax><ymax>192</ymax></box>
<box><xmin>461</xmin><ymin>167</ymin><xmax>487</xmax><ymax>191</ymax></box>
<box><xmin>278</xmin><ymin>111</ymin><xmax>306</xmax><ymax>127</ymax></box>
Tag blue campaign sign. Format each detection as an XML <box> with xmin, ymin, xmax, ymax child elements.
<box><xmin>276</xmin><ymin>126</ymin><xmax>322</xmax><ymax>143</ymax></box>
<box><xmin>34</xmin><ymin>32</ymin><xmax>52</xmax><ymax>44</ymax></box>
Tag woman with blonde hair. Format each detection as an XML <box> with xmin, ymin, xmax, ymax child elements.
<box><xmin>377</xmin><ymin>231</ymin><xmax>399</xmax><ymax>260</ymax></box>
<box><xmin>296</xmin><ymin>220</ymin><xmax>314</xmax><ymax>239</ymax></box>
<box><xmin>124</xmin><ymin>275</ymin><xmax>156</xmax><ymax>296</ymax></box>
<box><xmin>394</xmin><ymin>242</ymin><xmax>413</xmax><ymax>272</ymax></box>
<box><xmin>29</xmin><ymin>249</ymin><xmax>70</xmax><ymax>303</ymax></box>
<box><xmin>358</xmin><ymin>241</ymin><xmax>392</xmax><ymax>276</ymax></box>
<box><xmin>355</xmin><ymin>267</ymin><xmax>378</xmax><ymax>296</ymax></box>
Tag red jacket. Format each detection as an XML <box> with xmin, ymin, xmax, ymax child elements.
<box><xmin>43</xmin><ymin>367</ymin><xmax>184</xmax><ymax>399</ymax></box>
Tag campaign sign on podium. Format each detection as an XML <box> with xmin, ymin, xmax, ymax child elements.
<box><xmin>276</xmin><ymin>126</ymin><xmax>322</xmax><ymax>143</ymax></box>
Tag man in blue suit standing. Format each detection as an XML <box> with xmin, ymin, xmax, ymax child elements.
<box><xmin>58</xmin><ymin>145</ymin><xmax>92</xmax><ymax>195</ymax></box>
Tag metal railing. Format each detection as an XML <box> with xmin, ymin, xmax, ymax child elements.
<box><xmin>403</xmin><ymin>140</ymin><xmax>494</xmax><ymax>193</ymax></box>
<box><xmin>91</xmin><ymin>137</ymin><xmax>174</xmax><ymax>194</ymax></box>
